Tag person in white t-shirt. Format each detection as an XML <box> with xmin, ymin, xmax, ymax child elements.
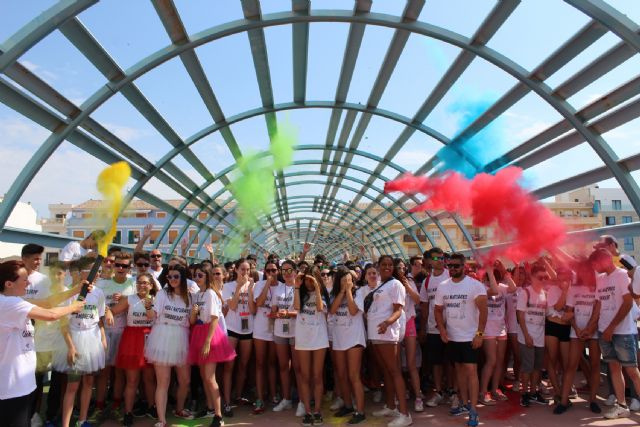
<box><xmin>0</xmin><ymin>260</ymin><xmax>84</xmax><ymax>427</ymax></box>
<box><xmin>369</xmin><ymin>255</ymin><xmax>411</xmax><ymax>427</ymax></box>
<box><xmin>133</xmin><ymin>252</ymin><xmax>161</xmax><ymax>291</ymax></box>
<box><xmin>221</xmin><ymin>259</ymin><xmax>256</xmax><ymax>417</ymax></box>
<box><xmin>329</xmin><ymin>267</ymin><xmax>367</xmax><ymax>424</ymax></box>
<box><xmin>252</xmin><ymin>261</ymin><xmax>281</xmax><ymax>414</ymax></box>
<box><xmin>590</xmin><ymin>248</ymin><xmax>640</xmax><ymax>420</ymax></box>
<box><xmin>59</xmin><ymin>231</ymin><xmax>101</xmax><ymax>264</ymax></box>
<box><xmin>293</xmin><ymin>273</ymin><xmax>329</xmax><ymax>425</ymax></box>
<box><xmin>434</xmin><ymin>253</ymin><xmax>487</xmax><ymax>427</ymax></box>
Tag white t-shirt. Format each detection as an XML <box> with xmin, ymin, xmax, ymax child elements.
<box><xmin>25</xmin><ymin>271</ymin><xmax>51</xmax><ymax>300</ymax></box>
<box><xmin>434</xmin><ymin>276</ymin><xmax>486</xmax><ymax>342</ymax></box>
<box><xmin>516</xmin><ymin>286</ymin><xmax>546</xmax><ymax>347</ymax></box>
<box><xmin>330</xmin><ymin>291</ymin><xmax>367</xmax><ymax>351</ymax></box>
<box><xmin>506</xmin><ymin>289</ymin><xmax>520</xmax><ymax>334</ymax></box>
<box><xmin>270</xmin><ymin>283</ymin><xmax>296</xmax><ymax>338</ymax></box>
<box><xmin>126</xmin><ymin>294</ymin><xmax>154</xmax><ymax>327</ymax></box>
<box><xmin>404</xmin><ymin>277</ymin><xmax>418</xmax><ymax>318</ymax></box>
<box><xmin>566</xmin><ymin>286</ymin><xmax>597</xmax><ymax>339</ymax></box>
<box><xmin>24</xmin><ymin>271</ymin><xmax>65</xmax><ymax>352</ymax></box>
<box><xmin>68</xmin><ymin>288</ymin><xmax>105</xmax><ymax>331</ymax></box>
<box><xmin>485</xmin><ymin>283</ymin><xmax>509</xmax><ymax>337</ymax></box>
<box><xmin>546</xmin><ymin>286</ymin><xmax>567</xmax><ymax>318</ymax></box>
<box><xmin>365</xmin><ymin>279</ymin><xmax>406</xmax><ymax>342</ymax></box>
<box><xmin>153</xmin><ymin>289</ymin><xmax>190</xmax><ymax>328</ymax></box>
<box><xmin>0</xmin><ymin>295</ymin><xmax>36</xmax><ymax>399</ymax></box>
<box><xmin>98</xmin><ymin>277</ymin><xmax>136</xmax><ymax>330</ymax></box>
<box><xmin>150</xmin><ymin>267</ymin><xmax>163</xmax><ymax>280</ymax></box>
<box><xmin>596</xmin><ymin>268</ymin><xmax>636</xmax><ymax>334</ymax></box>
<box><xmin>419</xmin><ymin>270</ymin><xmax>450</xmax><ymax>334</ymax></box>
<box><xmin>187</xmin><ymin>279</ymin><xmax>199</xmax><ymax>294</ymax></box>
<box><xmin>222</xmin><ymin>281</ymin><xmax>254</xmax><ymax>334</ymax></box>
<box><xmin>191</xmin><ymin>289</ymin><xmax>221</xmax><ymax>324</ymax></box>
<box><xmin>631</xmin><ymin>268</ymin><xmax>640</xmax><ymax>296</ymax></box>
<box><xmin>295</xmin><ymin>292</ymin><xmax>329</xmax><ymax>350</ymax></box>
<box><xmin>59</xmin><ymin>241</ymin><xmax>88</xmax><ymax>262</ymax></box>
<box><xmin>253</xmin><ymin>280</ymin><xmax>280</xmax><ymax>341</ymax></box>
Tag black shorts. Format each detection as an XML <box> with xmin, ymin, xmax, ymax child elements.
<box><xmin>545</xmin><ymin>320</ymin><xmax>570</xmax><ymax>342</ymax></box>
<box><xmin>446</xmin><ymin>341</ymin><xmax>479</xmax><ymax>364</ymax></box>
<box><xmin>227</xmin><ymin>330</ymin><xmax>253</xmax><ymax>340</ymax></box>
<box><xmin>426</xmin><ymin>333</ymin><xmax>446</xmax><ymax>365</ymax></box>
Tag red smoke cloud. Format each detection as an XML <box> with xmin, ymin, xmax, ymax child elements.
<box><xmin>385</xmin><ymin>166</ymin><xmax>567</xmax><ymax>262</ymax></box>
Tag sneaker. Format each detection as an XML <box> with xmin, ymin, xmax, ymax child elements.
<box><xmin>334</xmin><ymin>407</ymin><xmax>354</xmax><ymax>417</ymax></box>
<box><xmin>313</xmin><ymin>412</ymin><xmax>323</xmax><ymax>426</ymax></box>
<box><xmin>414</xmin><ymin>398</ymin><xmax>424</xmax><ymax>412</ymax></box>
<box><xmin>512</xmin><ymin>381</ymin><xmax>521</xmax><ymax>393</ymax></box>
<box><xmin>348</xmin><ymin>412</ymin><xmax>366</xmax><ymax>424</ymax></box>
<box><xmin>272</xmin><ymin>396</ymin><xmax>281</xmax><ymax>406</ymax></box>
<box><xmin>530</xmin><ymin>392</ymin><xmax>548</xmax><ymax>405</ymax></box>
<box><xmin>605</xmin><ymin>394</ymin><xmax>617</xmax><ymax>406</ymax></box>
<box><xmin>123</xmin><ymin>412</ymin><xmax>134</xmax><ymax>427</ymax></box>
<box><xmin>450</xmin><ymin>393</ymin><xmax>460</xmax><ymax>409</ymax></box>
<box><xmin>253</xmin><ymin>399</ymin><xmax>265</xmax><ymax>415</ymax></box>
<box><xmin>387</xmin><ymin>413</ymin><xmax>412</xmax><ymax>427</ymax></box>
<box><xmin>210</xmin><ymin>415</ymin><xmax>224</xmax><ymax>427</ymax></box>
<box><xmin>196</xmin><ymin>408</ymin><xmax>215</xmax><ymax>418</ymax></box>
<box><xmin>604</xmin><ymin>403</ymin><xmax>631</xmax><ymax>419</ymax></box>
<box><xmin>372</xmin><ymin>406</ymin><xmax>399</xmax><ymax>417</ymax></box>
<box><xmin>373</xmin><ymin>390</ymin><xmax>383</xmax><ymax>403</ymax></box>
<box><xmin>590</xmin><ymin>402</ymin><xmax>602</xmax><ymax>414</ymax></box>
<box><xmin>520</xmin><ymin>394</ymin><xmax>530</xmax><ymax>407</ymax></box>
<box><xmin>90</xmin><ymin>408</ymin><xmax>105</xmax><ymax>423</ymax></box>
<box><xmin>553</xmin><ymin>404</ymin><xmax>569</xmax><ymax>415</ymax></box>
<box><xmin>479</xmin><ymin>392</ymin><xmax>496</xmax><ymax>406</ymax></box>
<box><xmin>273</xmin><ymin>399</ymin><xmax>292</xmax><ymax>412</ymax></box>
<box><xmin>449</xmin><ymin>404</ymin><xmax>469</xmax><ymax>416</ymax></box>
<box><xmin>466</xmin><ymin>411</ymin><xmax>479</xmax><ymax>427</ymax></box>
<box><xmin>174</xmin><ymin>409</ymin><xmax>195</xmax><ymax>420</ymax></box>
<box><xmin>330</xmin><ymin>397</ymin><xmax>345</xmax><ymax>411</ymax></box>
<box><xmin>302</xmin><ymin>413</ymin><xmax>313</xmax><ymax>426</ymax></box>
<box><xmin>296</xmin><ymin>402</ymin><xmax>306</xmax><ymax>417</ymax></box>
<box><xmin>569</xmin><ymin>386</ymin><xmax>578</xmax><ymax>399</ymax></box>
<box><xmin>111</xmin><ymin>406</ymin><xmax>122</xmax><ymax>421</ymax></box>
<box><xmin>153</xmin><ymin>423</ymin><xmax>166</xmax><ymax>427</ymax></box>
<box><xmin>146</xmin><ymin>406</ymin><xmax>158</xmax><ymax>419</ymax></box>
<box><xmin>426</xmin><ymin>392</ymin><xmax>443</xmax><ymax>407</ymax></box>
<box><xmin>222</xmin><ymin>404</ymin><xmax>233</xmax><ymax>418</ymax></box>
<box><xmin>492</xmin><ymin>389</ymin><xmax>509</xmax><ymax>401</ymax></box>
<box><xmin>31</xmin><ymin>413</ymin><xmax>44</xmax><ymax>427</ymax></box>
<box><xmin>324</xmin><ymin>390</ymin><xmax>334</xmax><ymax>402</ymax></box>
<box><xmin>630</xmin><ymin>398</ymin><xmax>640</xmax><ymax>411</ymax></box>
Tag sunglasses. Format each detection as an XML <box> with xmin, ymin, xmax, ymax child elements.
<box><xmin>150</xmin><ymin>254</ymin><xmax>162</xmax><ymax>258</ymax></box>
<box><xmin>265</xmin><ymin>268</ymin><xmax>278</xmax><ymax>273</ymax></box>
<box><xmin>167</xmin><ymin>274</ymin><xmax>181</xmax><ymax>280</ymax></box>
<box><xmin>213</xmin><ymin>272</ymin><xmax>222</xmax><ymax>276</ymax></box>
<box><xmin>195</xmin><ymin>272</ymin><xmax>206</xmax><ymax>278</ymax></box>
<box><xmin>282</xmin><ymin>268</ymin><xmax>295</xmax><ymax>274</ymax></box>
<box><xmin>136</xmin><ymin>281</ymin><xmax>151</xmax><ymax>286</ymax></box>
<box><xmin>432</xmin><ymin>256</ymin><xmax>444</xmax><ymax>261</ymax></box>
<box><xmin>320</xmin><ymin>272</ymin><xmax>330</xmax><ymax>277</ymax></box>
<box><xmin>103</xmin><ymin>259</ymin><xmax>115</xmax><ymax>265</ymax></box>
<box><xmin>448</xmin><ymin>263</ymin><xmax>463</xmax><ymax>269</ymax></box>
<box><xmin>114</xmin><ymin>263</ymin><xmax>130</xmax><ymax>269</ymax></box>
<box><xmin>136</xmin><ymin>263</ymin><xmax>149</xmax><ymax>267</ymax></box>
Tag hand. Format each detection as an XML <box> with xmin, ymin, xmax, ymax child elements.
<box><xmin>472</xmin><ymin>336</ymin><xmax>483</xmax><ymax>349</ymax></box>
<box><xmin>494</xmin><ymin>259</ymin><xmax>507</xmax><ymax>276</ymax></box>
<box><xmin>439</xmin><ymin>328</ymin><xmax>449</xmax><ymax>344</ymax></box>
<box><xmin>144</xmin><ymin>296</ymin><xmax>153</xmax><ymax>310</ymax></box>
<box><xmin>201</xmin><ymin>340</ymin><xmax>211</xmax><ymax>359</ymax></box>
<box><xmin>191</xmin><ymin>304</ymin><xmax>200</xmax><ymax>316</ymax></box>
<box><xmin>180</xmin><ymin>238</ymin><xmax>188</xmax><ymax>254</ymax></box>
<box><xmin>360</xmin><ymin>245</ymin><xmax>366</xmax><ymax>255</ymax></box>
<box><xmin>69</xmin><ymin>300</ymin><xmax>85</xmax><ymax>313</ymax></box>
<box><xmin>112</xmin><ymin>292</ymin><xmax>121</xmax><ymax>303</ymax></box>
<box><xmin>302</xmin><ymin>242</ymin><xmax>311</xmax><ymax>253</ymax></box>
<box><xmin>67</xmin><ymin>347</ymin><xmax>78</xmax><ymax>366</ymax></box>
<box><xmin>377</xmin><ymin>320</ymin><xmax>389</xmax><ymax>334</ymax></box>
<box><xmin>102</xmin><ymin>337</ymin><xmax>108</xmax><ymax>351</ymax></box>
<box><xmin>205</xmin><ymin>243</ymin><xmax>214</xmax><ymax>255</ymax></box>
<box><xmin>344</xmin><ymin>279</ymin><xmax>353</xmax><ymax>293</ymax></box>
<box><xmin>278</xmin><ymin>309</ymin><xmax>288</xmax><ymax>319</ymax></box>
<box><xmin>142</xmin><ymin>224</ymin><xmax>153</xmax><ymax>239</ymax></box>
<box><xmin>525</xmin><ymin>334</ymin><xmax>534</xmax><ymax>348</ymax></box>
<box><xmin>602</xmin><ymin>327</ymin><xmax>613</xmax><ymax>342</ymax></box>
<box><xmin>105</xmin><ymin>309</ymin><xmax>114</xmax><ymax>327</ymax></box>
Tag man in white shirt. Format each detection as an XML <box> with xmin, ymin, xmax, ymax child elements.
<box><xmin>435</xmin><ymin>253</ymin><xmax>487</xmax><ymax>427</ymax></box>
<box><xmin>59</xmin><ymin>230</ymin><xmax>102</xmax><ymax>265</ymax></box>
<box><xmin>589</xmin><ymin>248</ymin><xmax>640</xmax><ymax>420</ymax></box>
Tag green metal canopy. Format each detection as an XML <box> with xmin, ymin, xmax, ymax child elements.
<box><xmin>1</xmin><ymin>0</ymin><xmax>640</xmax><ymax>261</ymax></box>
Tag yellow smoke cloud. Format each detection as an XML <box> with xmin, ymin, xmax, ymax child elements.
<box><xmin>96</xmin><ymin>162</ymin><xmax>131</xmax><ymax>257</ymax></box>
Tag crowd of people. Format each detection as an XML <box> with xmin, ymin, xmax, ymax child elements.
<box><xmin>2</xmin><ymin>230</ymin><xmax>640</xmax><ymax>427</ymax></box>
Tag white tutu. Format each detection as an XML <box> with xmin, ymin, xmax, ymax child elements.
<box><xmin>144</xmin><ymin>322</ymin><xmax>189</xmax><ymax>366</ymax></box>
<box><xmin>53</xmin><ymin>327</ymin><xmax>105</xmax><ymax>374</ymax></box>
<box><xmin>104</xmin><ymin>328</ymin><xmax>124</xmax><ymax>366</ymax></box>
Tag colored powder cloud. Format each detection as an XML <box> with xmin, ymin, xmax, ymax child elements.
<box><xmin>385</xmin><ymin>166</ymin><xmax>567</xmax><ymax>262</ymax></box>
<box><xmin>95</xmin><ymin>161</ymin><xmax>131</xmax><ymax>257</ymax></box>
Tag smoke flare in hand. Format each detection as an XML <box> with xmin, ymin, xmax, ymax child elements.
<box><xmin>96</xmin><ymin>162</ymin><xmax>131</xmax><ymax>257</ymax></box>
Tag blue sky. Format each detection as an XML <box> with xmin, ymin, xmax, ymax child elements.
<box><xmin>1</xmin><ymin>0</ymin><xmax>640</xmax><ymax>220</ymax></box>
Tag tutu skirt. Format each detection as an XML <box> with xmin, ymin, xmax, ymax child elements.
<box><xmin>53</xmin><ymin>327</ymin><xmax>105</xmax><ymax>374</ymax></box>
<box><xmin>144</xmin><ymin>323</ymin><xmax>189</xmax><ymax>366</ymax></box>
<box><xmin>188</xmin><ymin>322</ymin><xmax>236</xmax><ymax>365</ymax></box>
<box><xmin>116</xmin><ymin>326</ymin><xmax>151</xmax><ymax>370</ymax></box>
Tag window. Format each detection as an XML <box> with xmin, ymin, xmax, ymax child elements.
<box><xmin>612</xmin><ymin>200</ymin><xmax>622</xmax><ymax>210</ymax></box>
<box><xmin>135</xmin><ymin>212</ymin><xmax>147</xmax><ymax>218</ymax></box>
<box><xmin>594</xmin><ymin>200</ymin><xmax>601</xmax><ymax>212</ymax></box>
<box><xmin>622</xmin><ymin>216</ymin><xmax>633</xmax><ymax>224</ymax></box>
<box><xmin>188</xmin><ymin>249</ymin><xmax>196</xmax><ymax>257</ymax></box>
<box><xmin>72</xmin><ymin>230</ymin><xmax>85</xmax><ymax>238</ymax></box>
<box><xmin>81</xmin><ymin>213</ymin><xmax>93</xmax><ymax>219</ymax></box>
<box><xmin>624</xmin><ymin>237</ymin><xmax>634</xmax><ymax>251</ymax></box>
<box><xmin>198</xmin><ymin>212</ymin><xmax>208</xmax><ymax>221</ymax></box>
<box><xmin>114</xmin><ymin>230</ymin><xmax>121</xmax><ymax>244</ymax></box>
<box><xmin>150</xmin><ymin>230</ymin><xmax>161</xmax><ymax>244</ymax></box>
<box><xmin>211</xmin><ymin>233</ymin><xmax>220</xmax><ymax>243</ymax></box>
<box><xmin>156</xmin><ymin>211</ymin><xmax>167</xmax><ymax>219</ymax></box>
<box><xmin>605</xmin><ymin>216</ymin><xmax>616</xmax><ymax>225</ymax></box>
<box><xmin>168</xmin><ymin>229</ymin><xmax>178</xmax><ymax>244</ymax></box>
<box><xmin>429</xmin><ymin>230</ymin><xmax>440</xmax><ymax>240</ymax></box>
<box><xmin>574</xmin><ymin>199</ymin><xmax>579</xmax><ymax>202</ymax></box>
<box><xmin>128</xmin><ymin>230</ymin><xmax>140</xmax><ymax>244</ymax></box>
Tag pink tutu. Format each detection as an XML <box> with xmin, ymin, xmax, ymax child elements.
<box><xmin>189</xmin><ymin>322</ymin><xmax>236</xmax><ymax>365</ymax></box>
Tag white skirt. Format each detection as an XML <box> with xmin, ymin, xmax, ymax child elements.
<box><xmin>53</xmin><ymin>327</ymin><xmax>105</xmax><ymax>374</ymax></box>
<box><xmin>144</xmin><ymin>322</ymin><xmax>189</xmax><ymax>366</ymax></box>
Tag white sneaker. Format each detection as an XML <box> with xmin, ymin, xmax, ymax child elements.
<box><xmin>388</xmin><ymin>413</ymin><xmax>412</xmax><ymax>427</ymax></box>
<box><xmin>31</xmin><ymin>413</ymin><xmax>43</xmax><ymax>427</ymax></box>
<box><xmin>324</xmin><ymin>390</ymin><xmax>334</xmax><ymax>402</ymax></box>
<box><xmin>272</xmin><ymin>399</ymin><xmax>292</xmax><ymax>412</ymax></box>
<box><xmin>604</xmin><ymin>403</ymin><xmax>631</xmax><ymax>419</ymax></box>
<box><xmin>373</xmin><ymin>390</ymin><xmax>383</xmax><ymax>403</ymax></box>
<box><xmin>630</xmin><ymin>398</ymin><xmax>640</xmax><ymax>411</ymax></box>
<box><xmin>426</xmin><ymin>392</ymin><xmax>443</xmax><ymax>407</ymax></box>
<box><xmin>512</xmin><ymin>381</ymin><xmax>521</xmax><ymax>393</ymax></box>
<box><xmin>372</xmin><ymin>405</ymin><xmax>399</xmax><ymax>417</ymax></box>
<box><xmin>330</xmin><ymin>397</ymin><xmax>344</xmax><ymax>411</ymax></box>
<box><xmin>450</xmin><ymin>393</ymin><xmax>460</xmax><ymax>409</ymax></box>
<box><xmin>605</xmin><ymin>394</ymin><xmax>617</xmax><ymax>406</ymax></box>
<box><xmin>295</xmin><ymin>401</ymin><xmax>306</xmax><ymax>417</ymax></box>
<box><xmin>414</xmin><ymin>398</ymin><xmax>424</xmax><ymax>412</ymax></box>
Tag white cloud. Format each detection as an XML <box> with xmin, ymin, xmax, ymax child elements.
<box><xmin>19</xmin><ymin>59</ymin><xmax>58</xmax><ymax>82</ymax></box>
<box><xmin>0</xmin><ymin>117</ymin><xmax>49</xmax><ymax>146</ymax></box>
<box><xmin>102</xmin><ymin>122</ymin><xmax>151</xmax><ymax>141</ymax></box>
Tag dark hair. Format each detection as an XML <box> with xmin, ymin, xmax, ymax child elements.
<box><xmin>298</xmin><ymin>261</ymin><xmax>310</xmax><ymax>269</ymax></box>
<box><xmin>409</xmin><ymin>255</ymin><xmax>422</xmax><ymax>266</ymax></box>
<box><xmin>589</xmin><ymin>248</ymin><xmax>612</xmax><ymax>264</ymax></box>
<box><xmin>299</xmin><ymin>274</ymin><xmax>329</xmax><ymax>307</ymax></box>
<box><xmin>135</xmin><ymin>272</ymin><xmax>157</xmax><ymax>296</ymax></box>
<box><xmin>113</xmin><ymin>251</ymin><xmax>132</xmax><ymax>261</ymax></box>
<box><xmin>0</xmin><ymin>260</ymin><xmax>26</xmax><ymax>292</ymax></box>
<box><xmin>192</xmin><ymin>263</ymin><xmax>213</xmax><ymax>291</ymax></box>
<box><xmin>107</xmin><ymin>246</ymin><xmax>121</xmax><ymax>256</ymax></box>
<box><xmin>331</xmin><ymin>266</ymin><xmax>354</xmax><ymax>298</ymax></box>
<box><xmin>393</xmin><ymin>258</ymin><xmax>409</xmax><ymax>285</ymax></box>
<box><xmin>246</xmin><ymin>254</ymin><xmax>257</xmax><ymax>262</ymax></box>
<box><xmin>21</xmin><ymin>243</ymin><xmax>44</xmax><ymax>257</ymax></box>
<box><xmin>359</xmin><ymin>263</ymin><xmax>377</xmax><ymax>287</ymax></box>
<box><xmin>281</xmin><ymin>259</ymin><xmax>296</xmax><ymax>270</ymax></box>
<box><xmin>134</xmin><ymin>252</ymin><xmax>150</xmax><ymax>263</ymax></box>
<box><xmin>165</xmin><ymin>265</ymin><xmax>190</xmax><ymax>306</ymax></box>
<box><xmin>170</xmin><ymin>255</ymin><xmax>188</xmax><ymax>268</ymax></box>
<box><xmin>377</xmin><ymin>255</ymin><xmax>393</xmax><ymax>265</ymax></box>
<box><xmin>426</xmin><ymin>247</ymin><xmax>443</xmax><ymax>258</ymax></box>
<box><xmin>201</xmin><ymin>259</ymin><xmax>214</xmax><ymax>269</ymax></box>
<box><xmin>314</xmin><ymin>254</ymin><xmax>327</xmax><ymax>265</ymax></box>
<box><xmin>449</xmin><ymin>252</ymin><xmax>466</xmax><ymax>264</ymax></box>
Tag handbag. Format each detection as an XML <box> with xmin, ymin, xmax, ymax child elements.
<box><xmin>363</xmin><ymin>278</ymin><xmax>393</xmax><ymax>313</ymax></box>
